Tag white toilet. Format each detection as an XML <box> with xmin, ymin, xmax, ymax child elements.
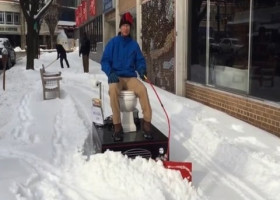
<box><xmin>119</xmin><ymin>90</ymin><xmax>137</xmax><ymax>132</ymax></box>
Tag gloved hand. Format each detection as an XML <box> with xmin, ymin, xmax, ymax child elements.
<box><xmin>138</xmin><ymin>68</ymin><xmax>147</xmax><ymax>81</ymax></box>
<box><xmin>108</xmin><ymin>72</ymin><xmax>119</xmax><ymax>83</ymax></box>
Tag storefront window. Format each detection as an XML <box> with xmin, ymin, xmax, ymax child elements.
<box><xmin>250</xmin><ymin>0</ymin><xmax>280</xmax><ymax>101</ymax></box>
<box><xmin>189</xmin><ymin>0</ymin><xmax>280</xmax><ymax>102</ymax></box>
<box><xmin>209</xmin><ymin>0</ymin><xmax>250</xmax><ymax>92</ymax></box>
<box><xmin>189</xmin><ymin>1</ymin><xmax>207</xmax><ymax>84</ymax></box>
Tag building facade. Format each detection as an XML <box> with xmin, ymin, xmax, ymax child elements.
<box><xmin>0</xmin><ymin>0</ymin><xmax>23</xmax><ymax>47</ymax></box>
<box><xmin>76</xmin><ymin>0</ymin><xmax>280</xmax><ymax>136</ymax></box>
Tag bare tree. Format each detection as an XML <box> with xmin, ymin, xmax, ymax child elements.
<box><xmin>44</xmin><ymin>0</ymin><xmax>61</xmax><ymax>49</ymax></box>
<box><xmin>20</xmin><ymin>0</ymin><xmax>53</xmax><ymax>70</ymax></box>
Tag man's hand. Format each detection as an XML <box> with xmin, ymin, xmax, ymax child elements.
<box><xmin>108</xmin><ymin>72</ymin><xmax>119</xmax><ymax>83</ymax></box>
<box><xmin>138</xmin><ymin>69</ymin><xmax>147</xmax><ymax>81</ymax></box>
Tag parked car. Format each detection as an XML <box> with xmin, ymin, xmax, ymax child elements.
<box><xmin>218</xmin><ymin>38</ymin><xmax>244</xmax><ymax>54</ymax></box>
<box><xmin>0</xmin><ymin>38</ymin><xmax>16</xmax><ymax>69</ymax></box>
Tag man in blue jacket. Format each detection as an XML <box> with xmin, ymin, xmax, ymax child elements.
<box><xmin>101</xmin><ymin>12</ymin><xmax>152</xmax><ymax>142</ymax></box>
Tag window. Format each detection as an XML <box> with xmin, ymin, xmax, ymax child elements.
<box><xmin>189</xmin><ymin>0</ymin><xmax>280</xmax><ymax>102</ymax></box>
<box><xmin>0</xmin><ymin>11</ymin><xmax>4</xmax><ymax>24</ymax></box>
<box><xmin>6</xmin><ymin>12</ymin><xmax>13</xmax><ymax>24</ymax></box>
<box><xmin>250</xmin><ymin>0</ymin><xmax>280</xmax><ymax>101</ymax></box>
<box><xmin>14</xmin><ymin>13</ymin><xmax>20</xmax><ymax>25</ymax></box>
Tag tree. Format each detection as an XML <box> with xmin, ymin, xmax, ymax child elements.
<box><xmin>20</xmin><ymin>0</ymin><xmax>53</xmax><ymax>70</ymax></box>
<box><xmin>44</xmin><ymin>0</ymin><xmax>61</xmax><ymax>49</ymax></box>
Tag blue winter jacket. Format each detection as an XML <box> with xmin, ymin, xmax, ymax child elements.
<box><xmin>101</xmin><ymin>35</ymin><xmax>146</xmax><ymax>78</ymax></box>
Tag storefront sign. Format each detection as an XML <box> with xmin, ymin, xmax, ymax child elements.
<box><xmin>78</xmin><ymin>5</ymin><xmax>83</xmax><ymax>24</ymax></box>
<box><xmin>75</xmin><ymin>8</ymin><xmax>80</xmax><ymax>26</ymax></box>
<box><xmin>82</xmin><ymin>0</ymin><xmax>88</xmax><ymax>22</ymax></box>
<box><xmin>103</xmin><ymin>0</ymin><xmax>115</xmax><ymax>13</ymax></box>
<box><xmin>0</xmin><ymin>26</ymin><xmax>18</xmax><ymax>32</ymax></box>
<box><xmin>90</xmin><ymin>0</ymin><xmax>96</xmax><ymax>16</ymax></box>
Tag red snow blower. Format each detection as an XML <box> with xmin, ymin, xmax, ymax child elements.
<box><xmin>144</xmin><ymin>75</ymin><xmax>192</xmax><ymax>182</ymax></box>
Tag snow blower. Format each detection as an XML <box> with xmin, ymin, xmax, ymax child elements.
<box><xmin>144</xmin><ymin>75</ymin><xmax>192</xmax><ymax>182</ymax></box>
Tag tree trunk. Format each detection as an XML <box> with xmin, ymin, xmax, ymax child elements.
<box><xmin>26</xmin><ymin>20</ymin><xmax>36</xmax><ymax>70</ymax></box>
<box><xmin>49</xmin><ymin>26</ymin><xmax>55</xmax><ymax>49</ymax></box>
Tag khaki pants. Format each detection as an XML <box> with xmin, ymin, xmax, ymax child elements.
<box><xmin>82</xmin><ymin>55</ymin><xmax>89</xmax><ymax>72</ymax></box>
<box><xmin>109</xmin><ymin>77</ymin><xmax>152</xmax><ymax>125</ymax></box>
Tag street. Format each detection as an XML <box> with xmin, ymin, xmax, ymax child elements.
<box><xmin>0</xmin><ymin>51</ymin><xmax>25</xmax><ymax>75</ymax></box>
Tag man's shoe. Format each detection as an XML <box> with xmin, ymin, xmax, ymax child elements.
<box><xmin>143</xmin><ymin>120</ymin><xmax>153</xmax><ymax>140</ymax></box>
<box><xmin>113</xmin><ymin>123</ymin><xmax>123</xmax><ymax>142</ymax></box>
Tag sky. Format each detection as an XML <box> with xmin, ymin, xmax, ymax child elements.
<box><xmin>0</xmin><ymin>50</ymin><xmax>280</xmax><ymax>200</ymax></box>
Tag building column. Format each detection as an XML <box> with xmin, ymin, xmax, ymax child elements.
<box><xmin>115</xmin><ymin>0</ymin><xmax>120</xmax><ymax>35</ymax></box>
<box><xmin>136</xmin><ymin>0</ymin><xmax>142</xmax><ymax>49</ymax></box>
<box><xmin>175</xmin><ymin>0</ymin><xmax>188</xmax><ymax>96</ymax></box>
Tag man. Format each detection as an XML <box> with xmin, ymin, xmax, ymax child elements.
<box><xmin>56</xmin><ymin>43</ymin><xmax>70</xmax><ymax>68</ymax></box>
<box><xmin>79</xmin><ymin>32</ymin><xmax>91</xmax><ymax>73</ymax></box>
<box><xmin>101</xmin><ymin>12</ymin><xmax>152</xmax><ymax>142</ymax></box>
<box><xmin>1</xmin><ymin>41</ymin><xmax>8</xmax><ymax>90</ymax></box>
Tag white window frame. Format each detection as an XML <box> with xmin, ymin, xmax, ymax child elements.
<box><xmin>14</xmin><ymin>13</ymin><xmax>20</xmax><ymax>25</ymax></box>
<box><xmin>0</xmin><ymin>11</ymin><xmax>4</xmax><ymax>24</ymax></box>
<box><xmin>6</xmin><ymin>12</ymin><xmax>13</xmax><ymax>24</ymax></box>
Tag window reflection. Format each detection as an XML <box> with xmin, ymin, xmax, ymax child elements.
<box><xmin>189</xmin><ymin>0</ymin><xmax>280</xmax><ymax>101</ymax></box>
<box><xmin>209</xmin><ymin>0</ymin><xmax>250</xmax><ymax>92</ymax></box>
<box><xmin>250</xmin><ymin>0</ymin><xmax>280</xmax><ymax>101</ymax></box>
<box><xmin>189</xmin><ymin>0</ymin><xmax>207</xmax><ymax>84</ymax></box>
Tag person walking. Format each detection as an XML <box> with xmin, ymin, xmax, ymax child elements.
<box><xmin>101</xmin><ymin>12</ymin><xmax>152</xmax><ymax>142</ymax></box>
<box><xmin>56</xmin><ymin>43</ymin><xmax>70</xmax><ymax>68</ymax></box>
<box><xmin>79</xmin><ymin>32</ymin><xmax>90</xmax><ymax>73</ymax></box>
<box><xmin>1</xmin><ymin>41</ymin><xmax>8</xmax><ymax>90</ymax></box>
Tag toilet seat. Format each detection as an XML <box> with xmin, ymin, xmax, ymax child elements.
<box><xmin>119</xmin><ymin>90</ymin><xmax>136</xmax><ymax>97</ymax></box>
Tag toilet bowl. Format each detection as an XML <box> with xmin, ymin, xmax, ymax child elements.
<box><xmin>119</xmin><ymin>90</ymin><xmax>137</xmax><ymax>132</ymax></box>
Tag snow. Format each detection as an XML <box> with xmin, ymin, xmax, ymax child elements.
<box><xmin>0</xmin><ymin>50</ymin><xmax>280</xmax><ymax>200</ymax></box>
<box><xmin>14</xmin><ymin>47</ymin><xmax>25</xmax><ymax>53</ymax></box>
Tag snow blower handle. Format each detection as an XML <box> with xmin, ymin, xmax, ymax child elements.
<box><xmin>144</xmin><ymin>76</ymin><xmax>192</xmax><ymax>182</ymax></box>
<box><xmin>143</xmin><ymin>75</ymin><xmax>171</xmax><ymax>160</ymax></box>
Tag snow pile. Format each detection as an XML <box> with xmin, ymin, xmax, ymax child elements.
<box><xmin>10</xmin><ymin>151</ymin><xmax>203</xmax><ymax>200</ymax></box>
<box><xmin>14</xmin><ymin>46</ymin><xmax>25</xmax><ymax>52</ymax></box>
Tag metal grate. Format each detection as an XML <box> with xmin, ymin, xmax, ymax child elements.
<box><xmin>123</xmin><ymin>148</ymin><xmax>152</xmax><ymax>159</ymax></box>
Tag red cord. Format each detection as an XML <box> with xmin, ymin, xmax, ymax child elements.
<box><xmin>145</xmin><ymin>78</ymin><xmax>171</xmax><ymax>160</ymax></box>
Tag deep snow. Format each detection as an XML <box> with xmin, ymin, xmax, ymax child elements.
<box><xmin>0</xmin><ymin>50</ymin><xmax>279</xmax><ymax>200</ymax></box>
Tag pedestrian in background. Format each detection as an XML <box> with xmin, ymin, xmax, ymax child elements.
<box><xmin>56</xmin><ymin>43</ymin><xmax>70</xmax><ymax>68</ymax></box>
<box><xmin>1</xmin><ymin>41</ymin><xmax>8</xmax><ymax>90</ymax></box>
<box><xmin>79</xmin><ymin>32</ymin><xmax>90</xmax><ymax>73</ymax></box>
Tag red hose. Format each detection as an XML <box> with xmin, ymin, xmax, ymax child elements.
<box><xmin>144</xmin><ymin>77</ymin><xmax>171</xmax><ymax>160</ymax></box>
